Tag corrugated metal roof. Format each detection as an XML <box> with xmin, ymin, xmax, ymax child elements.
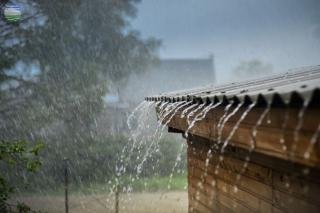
<box><xmin>145</xmin><ymin>65</ymin><xmax>320</xmax><ymax>107</ymax></box>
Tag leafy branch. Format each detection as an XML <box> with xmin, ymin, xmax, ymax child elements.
<box><xmin>0</xmin><ymin>140</ymin><xmax>44</xmax><ymax>212</ymax></box>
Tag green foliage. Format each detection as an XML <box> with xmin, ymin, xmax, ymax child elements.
<box><xmin>0</xmin><ymin>1</ymin><xmax>186</xmax><ymax>205</ymax></box>
<box><xmin>24</xmin><ymin>175</ymin><xmax>187</xmax><ymax>196</ymax></box>
<box><xmin>13</xmin><ymin>134</ymin><xmax>186</xmax><ymax>194</ymax></box>
<box><xmin>0</xmin><ymin>140</ymin><xmax>44</xmax><ymax>171</ymax></box>
<box><xmin>0</xmin><ymin>2</ymin><xmax>160</xmax><ymax>184</ymax></box>
<box><xmin>0</xmin><ymin>140</ymin><xmax>44</xmax><ymax>212</ymax></box>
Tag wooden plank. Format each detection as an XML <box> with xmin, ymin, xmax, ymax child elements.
<box><xmin>189</xmin><ymin>199</ymin><xmax>221</xmax><ymax>213</ymax></box>
<box><xmin>189</xmin><ymin>151</ymin><xmax>320</xmax><ymax>205</ymax></box>
<box><xmin>183</xmin><ymin>116</ymin><xmax>320</xmax><ymax>212</ymax></box>
<box><xmin>188</xmin><ymin>149</ymin><xmax>273</xmax><ymax>185</ymax></box>
<box><xmin>188</xmin><ymin>134</ymin><xmax>320</xmax><ymax>183</ymax></box>
<box><xmin>189</xmin><ymin>163</ymin><xmax>318</xmax><ymax>212</ymax></box>
<box><xmin>189</xmin><ymin>185</ymin><xmax>234</xmax><ymax>213</ymax></box>
<box><xmin>189</xmin><ymin>166</ymin><xmax>274</xmax><ymax>212</ymax></box>
<box><xmin>167</xmin><ymin>106</ymin><xmax>320</xmax><ymax>167</ymax></box>
<box><xmin>190</xmin><ymin>177</ymin><xmax>284</xmax><ymax>213</ymax></box>
<box><xmin>221</xmin><ymin>144</ymin><xmax>320</xmax><ymax>183</ymax></box>
<box><xmin>202</xmin><ymin>163</ymin><xmax>271</xmax><ymax>201</ymax></box>
<box><xmin>273</xmin><ymin>189</ymin><xmax>319</xmax><ymax>213</ymax></box>
<box><xmin>168</xmin><ymin>106</ymin><xmax>320</xmax><ymax>132</ymax></box>
<box><xmin>272</xmin><ymin>171</ymin><xmax>320</xmax><ymax>206</ymax></box>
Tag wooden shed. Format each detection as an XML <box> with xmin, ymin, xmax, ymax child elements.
<box><xmin>146</xmin><ymin>67</ymin><xmax>320</xmax><ymax>212</ymax></box>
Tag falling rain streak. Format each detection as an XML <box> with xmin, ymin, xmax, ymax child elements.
<box><xmin>122</xmin><ymin>90</ymin><xmax>319</xmax><ymax>201</ymax></box>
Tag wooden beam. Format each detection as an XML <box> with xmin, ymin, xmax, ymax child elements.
<box><xmin>164</xmin><ymin>105</ymin><xmax>320</xmax><ymax>167</ymax></box>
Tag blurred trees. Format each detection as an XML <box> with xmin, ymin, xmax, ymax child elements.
<box><xmin>0</xmin><ymin>0</ymin><xmax>164</xmax><ymax>190</ymax></box>
<box><xmin>0</xmin><ymin>140</ymin><xmax>44</xmax><ymax>212</ymax></box>
<box><xmin>1</xmin><ymin>0</ymin><xmax>159</xmax><ymax>139</ymax></box>
<box><xmin>233</xmin><ymin>59</ymin><xmax>273</xmax><ymax>79</ymax></box>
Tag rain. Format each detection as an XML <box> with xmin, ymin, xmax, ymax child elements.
<box><xmin>1</xmin><ymin>0</ymin><xmax>320</xmax><ymax>213</ymax></box>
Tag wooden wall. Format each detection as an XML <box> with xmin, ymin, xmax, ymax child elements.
<box><xmin>162</xmin><ymin>103</ymin><xmax>320</xmax><ymax>212</ymax></box>
<box><xmin>187</xmin><ymin>135</ymin><xmax>320</xmax><ymax>213</ymax></box>
<box><xmin>167</xmin><ymin>106</ymin><xmax>320</xmax><ymax>168</ymax></box>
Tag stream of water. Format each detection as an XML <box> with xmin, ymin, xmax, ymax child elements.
<box><xmin>118</xmin><ymin>97</ymin><xmax>319</xmax><ymax>206</ymax></box>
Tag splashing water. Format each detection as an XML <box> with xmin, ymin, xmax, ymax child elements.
<box><xmin>304</xmin><ymin>122</ymin><xmax>320</xmax><ymax>160</ymax></box>
<box><xmin>186</xmin><ymin>103</ymin><xmax>206</xmax><ymax>125</ymax></box>
<box><xmin>232</xmin><ymin>104</ymin><xmax>271</xmax><ymax>191</ymax></box>
<box><xmin>125</xmin><ymin>102</ymin><xmax>156</xmax><ymax>162</ymax></box>
<box><xmin>154</xmin><ymin>101</ymin><xmax>191</xmax><ymax>148</ymax></box>
<box><xmin>135</xmin><ymin>101</ymin><xmax>186</xmax><ymax>176</ymax></box>
<box><xmin>117</xmin><ymin>101</ymin><xmax>153</xmax><ymax>176</ymax></box>
<box><xmin>221</xmin><ymin>102</ymin><xmax>256</xmax><ymax>154</ymax></box>
<box><xmin>185</xmin><ymin>102</ymin><xmax>222</xmax><ymax>138</ymax></box>
<box><xmin>167</xmin><ymin>142</ymin><xmax>186</xmax><ymax>190</ymax></box>
<box><xmin>168</xmin><ymin>102</ymin><xmax>219</xmax><ymax>196</ymax></box>
<box><xmin>185</xmin><ymin>103</ymin><xmax>206</xmax><ymax>137</ymax></box>
<box><xmin>163</xmin><ymin>101</ymin><xmax>190</xmax><ymax>128</ymax></box>
<box><xmin>215</xmin><ymin>102</ymin><xmax>233</xmax><ymax>141</ymax></box>
<box><xmin>291</xmin><ymin>98</ymin><xmax>310</xmax><ymax>159</ymax></box>
<box><xmin>153</xmin><ymin>101</ymin><xmax>190</xmax><ymax>156</ymax></box>
<box><xmin>279</xmin><ymin>108</ymin><xmax>290</xmax><ymax>153</ymax></box>
<box><xmin>192</xmin><ymin>147</ymin><xmax>217</xmax><ymax>201</ymax></box>
<box><xmin>180</xmin><ymin>103</ymin><xmax>199</xmax><ymax>118</ymax></box>
<box><xmin>249</xmin><ymin>105</ymin><xmax>271</xmax><ymax>152</ymax></box>
<box><xmin>127</xmin><ymin>101</ymin><xmax>148</xmax><ymax>131</ymax></box>
<box><xmin>115</xmin><ymin>100</ymin><xmax>165</xmax><ymax>194</ymax></box>
<box><xmin>214</xmin><ymin>102</ymin><xmax>254</xmax><ymax>176</ymax></box>
<box><xmin>217</xmin><ymin>102</ymin><xmax>242</xmax><ymax>145</ymax></box>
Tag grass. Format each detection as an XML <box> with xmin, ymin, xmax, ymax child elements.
<box><xmin>124</xmin><ymin>175</ymin><xmax>187</xmax><ymax>192</ymax></box>
<box><xmin>15</xmin><ymin>191</ymin><xmax>188</xmax><ymax>213</ymax></box>
<box><xmin>19</xmin><ymin>174</ymin><xmax>187</xmax><ymax>196</ymax></box>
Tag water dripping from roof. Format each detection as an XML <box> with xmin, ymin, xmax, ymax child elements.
<box><xmin>233</xmin><ymin>104</ymin><xmax>271</xmax><ymax>191</ymax></box>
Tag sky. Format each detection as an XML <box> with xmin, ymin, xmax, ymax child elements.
<box><xmin>132</xmin><ymin>0</ymin><xmax>320</xmax><ymax>82</ymax></box>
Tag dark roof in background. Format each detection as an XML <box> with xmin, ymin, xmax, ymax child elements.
<box><xmin>146</xmin><ymin>65</ymin><xmax>320</xmax><ymax>107</ymax></box>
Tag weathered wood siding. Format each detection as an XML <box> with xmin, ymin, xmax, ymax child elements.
<box><xmin>162</xmin><ymin>104</ymin><xmax>320</xmax><ymax>212</ymax></box>
<box><xmin>187</xmin><ymin>136</ymin><xmax>320</xmax><ymax>213</ymax></box>
<box><xmin>166</xmin><ymin>106</ymin><xmax>320</xmax><ymax>167</ymax></box>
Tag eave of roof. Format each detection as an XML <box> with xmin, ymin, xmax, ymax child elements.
<box><xmin>145</xmin><ymin>65</ymin><xmax>320</xmax><ymax>108</ymax></box>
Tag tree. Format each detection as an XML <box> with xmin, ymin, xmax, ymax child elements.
<box><xmin>0</xmin><ymin>140</ymin><xmax>44</xmax><ymax>212</ymax></box>
<box><xmin>233</xmin><ymin>59</ymin><xmax>273</xmax><ymax>79</ymax></box>
<box><xmin>0</xmin><ymin>0</ymin><xmax>159</xmax><ymax>141</ymax></box>
<box><xmin>1</xmin><ymin>0</ymin><xmax>159</xmax><ymax>137</ymax></box>
<box><xmin>0</xmin><ymin>0</ymin><xmax>160</xmax><ymax>188</ymax></box>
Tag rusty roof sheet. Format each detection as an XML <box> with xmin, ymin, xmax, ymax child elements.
<box><xmin>145</xmin><ymin>65</ymin><xmax>320</xmax><ymax>107</ymax></box>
